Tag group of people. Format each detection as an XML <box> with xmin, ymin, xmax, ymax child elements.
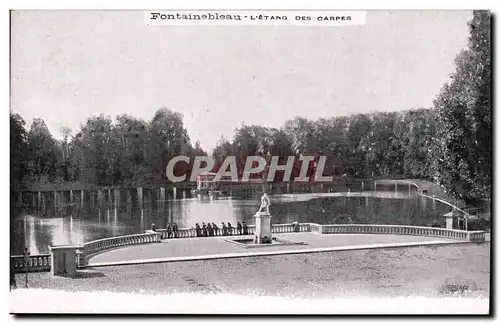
<box><xmin>151</xmin><ymin>223</ymin><xmax>180</xmax><ymax>239</ymax></box>
<box><xmin>194</xmin><ymin>221</ymin><xmax>249</xmax><ymax>237</ymax></box>
<box><xmin>150</xmin><ymin>221</ymin><xmax>251</xmax><ymax>238</ymax></box>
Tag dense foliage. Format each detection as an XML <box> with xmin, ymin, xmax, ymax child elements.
<box><xmin>431</xmin><ymin>11</ymin><xmax>491</xmax><ymax>200</ymax></box>
<box><xmin>10</xmin><ymin>108</ymin><xmax>207</xmax><ymax>188</ymax></box>
<box><xmin>212</xmin><ymin>109</ymin><xmax>437</xmax><ymax>181</ymax></box>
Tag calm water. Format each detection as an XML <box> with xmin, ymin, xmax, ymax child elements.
<box><xmin>12</xmin><ymin>191</ymin><xmax>452</xmax><ymax>255</ymax></box>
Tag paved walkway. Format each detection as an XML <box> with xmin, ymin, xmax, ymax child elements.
<box><xmin>88</xmin><ymin>233</ymin><xmax>463</xmax><ymax>266</ymax></box>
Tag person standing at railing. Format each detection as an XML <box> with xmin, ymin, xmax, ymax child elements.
<box><xmin>237</xmin><ymin>222</ymin><xmax>242</xmax><ymax>235</ymax></box>
<box><xmin>172</xmin><ymin>223</ymin><xmax>179</xmax><ymax>238</ymax></box>
<box><xmin>292</xmin><ymin>220</ymin><xmax>300</xmax><ymax>232</ymax></box>
<box><xmin>195</xmin><ymin>223</ymin><xmax>201</xmax><ymax>237</ymax></box>
<box><xmin>221</xmin><ymin>222</ymin><xmax>228</xmax><ymax>236</ymax></box>
<box><xmin>151</xmin><ymin>223</ymin><xmax>157</xmax><ymax>232</ymax></box>
<box><xmin>227</xmin><ymin>222</ymin><xmax>233</xmax><ymax>235</ymax></box>
<box><xmin>166</xmin><ymin>223</ymin><xmax>172</xmax><ymax>239</ymax></box>
<box><xmin>212</xmin><ymin>222</ymin><xmax>219</xmax><ymax>236</ymax></box>
<box><xmin>207</xmin><ymin>222</ymin><xmax>213</xmax><ymax>236</ymax></box>
<box><xmin>242</xmin><ymin>221</ymin><xmax>248</xmax><ymax>235</ymax></box>
<box><xmin>202</xmin><ymin>222</ymin><xmax>208</xmax><ymax>237</ymax></box>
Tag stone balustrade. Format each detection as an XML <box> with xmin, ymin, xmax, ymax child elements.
<box><xmin>11</xmin><ymin>254</ymin><xmax>51</xmax><ymax>273</ymax></box>
<box><xmin>10</xmin><ymin>222</ymin><xmax>487</xmax><ymax>274</ymax></box>
<box><xmin>271</xmin><ymin>224</ymin><xmax>294</xmax><ymax>233</ymax></box>
<box><xmin>272</xmin><ymin>223</ymin><xmax>310</xmax><ymax>233</ymax></box>
<box><xmin>83</xmin><ymin>232</ymin><xmax>161</xmax><ymax>257</ymax></box>
<box><xmin>467</xmin><ymin>231</ymin><xmax>487</xmax><ymax>242</ymax></box>
<box><xmin>300</xmin><ymin>223</ymin><xmax>310</xmax><ymax>232</ymax></box>
<box><xmin>156</xmin><ymin>225</ymin><xmax>258</xmax><ymax>238</ymax></box>
<box><xmin>309</xmin><ymin>223</ymin><xmax>322</xmax><ymax>233</ymax></box>
<box><xmin>155</xmin><ymin>224</ymin><xmax>316</xmax><ymax>237</ymax></box>
<box><xmin>320</xmin><ymin>224</ymin><xmax>485</xmax><ymax>241</ymax></box>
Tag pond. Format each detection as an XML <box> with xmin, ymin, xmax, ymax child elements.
<box><xmin>11</xmin><ymin>189</ymin><xmax>455</xmax><ymax>255</ymax></box>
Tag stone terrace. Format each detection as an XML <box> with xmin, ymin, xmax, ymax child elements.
<box><xmin>88</xmin><ymin>232</ymin><xmax>462</xmax><ymax>266</ymax></box>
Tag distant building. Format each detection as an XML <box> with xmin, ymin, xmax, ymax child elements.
<box><xmin>196</xmin><ymin>172</ymin><xmax>219</xmax><ymax>191</ymax></box>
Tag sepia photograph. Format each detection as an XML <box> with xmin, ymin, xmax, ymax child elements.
<box><xmin>8</xmin><ymin>8</ymin><xmax>491</xmax><ymax>315</ymax></box>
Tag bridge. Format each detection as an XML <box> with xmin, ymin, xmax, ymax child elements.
<box><xmin>10</xmin><ymin>178</ymin><xmax>430</xmax><ymax>210</ymax></box>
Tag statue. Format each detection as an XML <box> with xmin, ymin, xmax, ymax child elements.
<box><xmin>255</xmin><ymin>193</ymin><xmax>272</xmax><ymax>244</ymax></box>
<box><xmin>258</xmin><ymin>193</ymin><xmax>270</xmax><ymax>214</ymax></box>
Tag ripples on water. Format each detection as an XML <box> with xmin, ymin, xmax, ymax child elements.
<box><xmin>12</xmin><ymin>191</ymin><xmax>453</xmax><ymax>254</ymax></box>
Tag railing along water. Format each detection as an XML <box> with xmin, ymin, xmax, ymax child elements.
<box><xmin>155</xmin><ymin>223</ymin><xmax>311</xmax><ymax>237</ymax></box>
<box><xmin>272</xmin><ymin>224</ymin><xmax>295</xmax><ymax>233</ymax></box>
<box><xmin>320</xmin><ymin>224</ymin><xmax>484</xmax><ymax>241</ymax></box>
<box><xmin>309</xmin><ymin>223</ymin><xmax>322</xmax><ymax>233</ymax></box>
<box><xmin>83</xmin><ymin>232</ymin><xmax>161</xmax><ymax>257</ymax></box>
<box><xmin>11</xmin><ymin>222</ymin><xmax>486</xmax><ymax>274</ymax></box>
<box><xmin>156</xmin><ymin>225</ymin><xmax>258</xmax><ymax>238</ymax></box>
<box><xmin>11</xmin><ymin>254</ymin><xmax>51</xmax><ymax>273</ymax></box>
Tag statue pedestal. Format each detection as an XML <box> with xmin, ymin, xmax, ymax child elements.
<box><xmin>254</xmin><ymin>211</ymin><xmax>272</xmax><ymax>244</ymax></box>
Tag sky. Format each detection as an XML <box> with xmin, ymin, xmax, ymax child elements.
<box><xmin>11</xmin><ymin>10</ymin><xmax>472</xmax><ymax>152</ymax></box>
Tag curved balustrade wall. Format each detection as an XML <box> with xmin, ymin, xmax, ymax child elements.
<box><xmin>156</xmin><ymin>226</ymin><xmax>257</xmax><ymax>238</ymax></box>
<box><xmin>11</xmin><ymin>223</ymin><xmax>486</xmax><ymax>273</ymax></box>
<box><xmin>83</xmin><ymin>232</ymin><xmax>161</xmax><ymax>257</ymax></box>
<box><xmin>320</xmin><ymin>224</ymin><xmax>485</xmax><ymax>241</ymax></box>
<box><xmin>155</xmin><ymin>223</ymin><xmax>311</xmax><ymax>238</ymax></box>
<box><xmin>11</xmin><ymin>254</ymin><xmax>51</xmax><ymax>273</ymax></box>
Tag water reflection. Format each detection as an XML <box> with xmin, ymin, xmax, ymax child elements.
<box><xmin>11</xmin><ymin>191</ymin><xmax>453</xmax><ymax>255</ymax></box>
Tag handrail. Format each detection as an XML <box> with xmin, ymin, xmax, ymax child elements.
<box><xmin>155</xmin><ymin>223</ymin><xmax>311</xmax><ymax>237</ymax></box>
<box><xmin>373</xmin><ymin>179</ymin><xmax>420</xmax><ymax>192</ymax></box>
<box><xmin>420</xmin><ymin>193</ymin><xmax>470</xmax><ymax>216</ymax></box>
<box><xmin>11</xmin><ymin>254</ymin><xmax>51</xmax><ymax>273</ymax></box>
<box><xmin>11</xmin><ymin>222</ymin><xmax>487</xmax><ymax>274</ymax></box>
<box><xmin>83</xmin><ymin>232</ymin><xmax>161</xmax><ymax>258</ymax></box>
<box><xmin>373</xmin><ymin>179</ymin><xmax>469</xmax><ymax>216</ymax></box>
<box><xmin>83</xmin><ymin>232</ymin><xmax>161</xmax><ymax>246</ymax></box>
<box><xmin>320</xmin><ymin>224</ymin><xmax>485</xmax><ymax>241</ymax></box>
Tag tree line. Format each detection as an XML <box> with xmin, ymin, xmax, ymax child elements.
<box><xmin>10</xmin><ymin>11</ymin><xmax>490</xmax><ymax>202</ymax></box>
<box><xmin>211</xmin><ymin>11</ymin><xmax>491</xmax><ymax>201</ymax></box>
<box><xmin>10</xmin><ymin>108</ymin><xmax>207</xmax><ymax>188</ymax></box>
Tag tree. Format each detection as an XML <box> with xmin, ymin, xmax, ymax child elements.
<box><xmin>345</xmin><ymin>114</ymin><xmax>372</xmax><ymax>177</ymax></box>
<box><xmin>27</xmin><ymin>118</ymin><xmax>59</xmax><ymax>182</ymax></box>
<box><xmin>401</xmin><ymin>109</ymin><xmax>436</xmax><ymax>178</ymax></box>
<box><xmin>432</xmin><ymin>10</ymin><xmax>491</xmax><ymax>199</ymax></box>
<box><xmin>283</xmin><ymin>117</ymin><xmax>317</xmax><ymax>154</ymax></box>
<box><xmin>147</xmin><ymin>108</ymin><xmax>192</xmax><ymax>183</ymax></box>
<box><xmin>57</xmin><ymin>126</ymin><xmax>73</xmax><ymax>181</ymax></box>
<box><xmin>113</xmin><ymin>114</ymin><xmax>149</xmax><ymax>185</ymax></box>
<box><xmin>10</xmin><ymin>113</ymin><xmax>28</xmax><ymax>185</ymax></box>
<box><xmin>72</xmin><ymin>115</ymin><xmax>115</xmax><ymax>185</ymax></box>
